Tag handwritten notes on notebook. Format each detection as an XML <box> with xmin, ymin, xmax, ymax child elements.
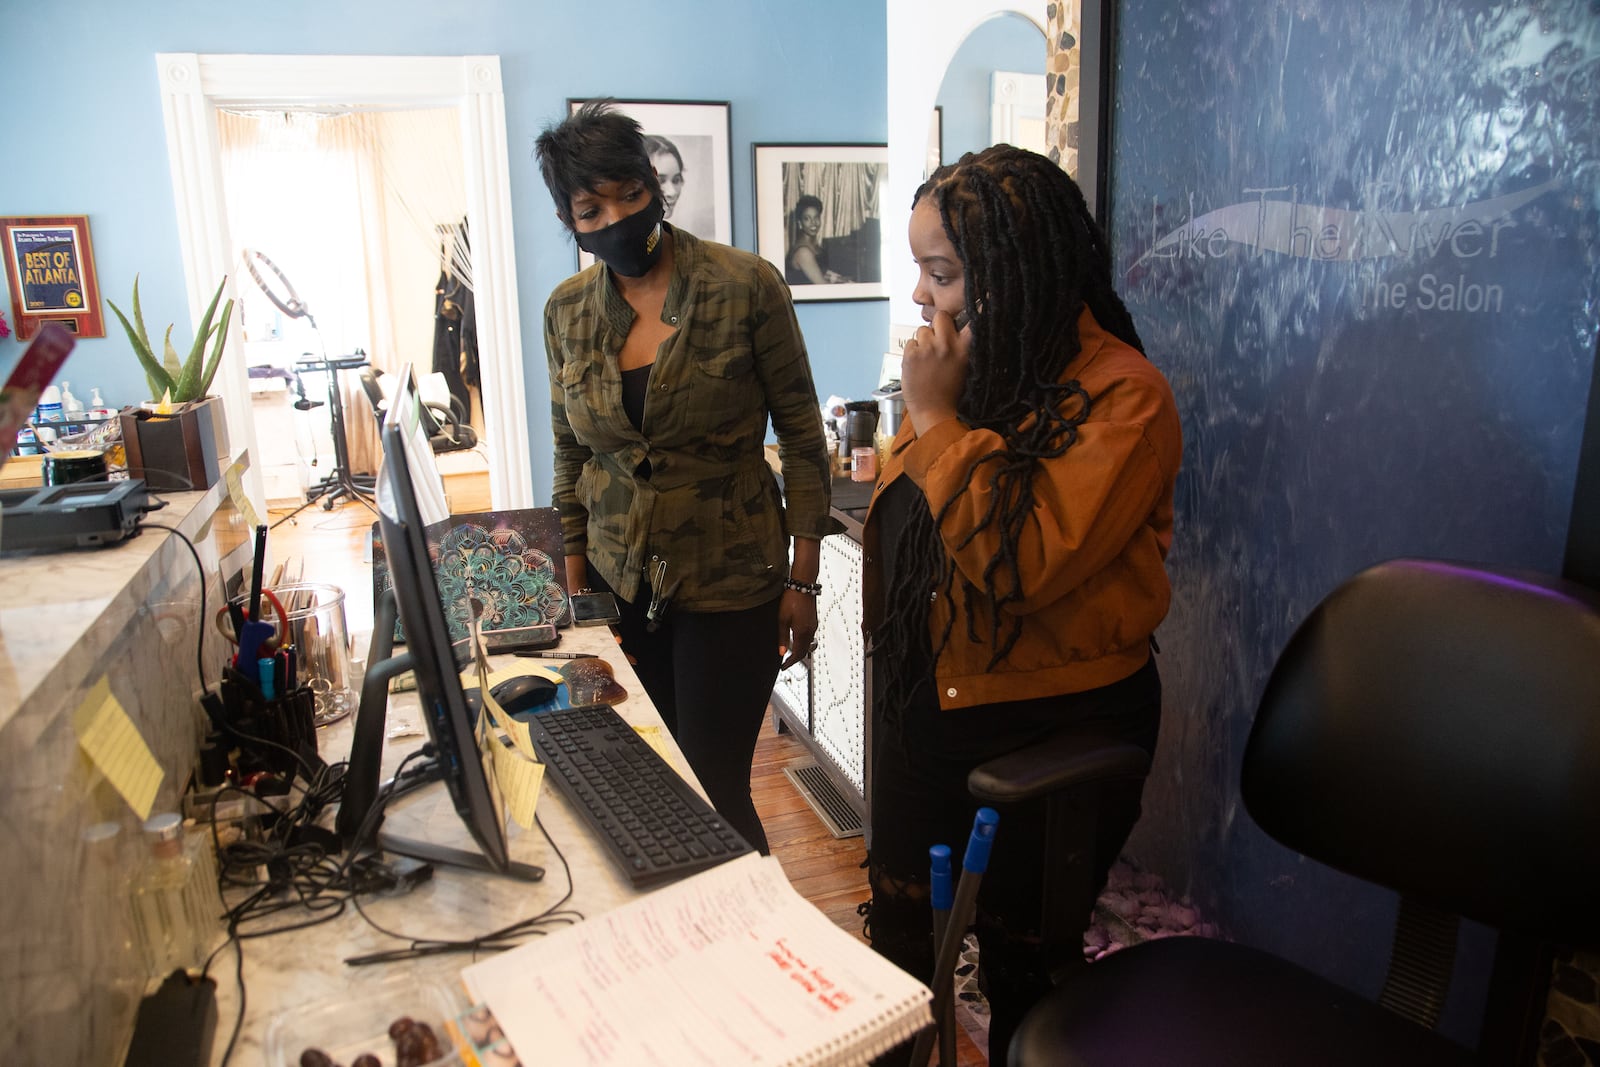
<box><xmin>461</xmin><ymin>852</ymin><xmax>932</xmax><ymax>1066</ymax></box>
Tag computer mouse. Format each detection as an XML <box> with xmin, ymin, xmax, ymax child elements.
<box><xmin>490</xmin><ymin>673</ymin><xmax>559</xmax><ymax>715</ymax></box>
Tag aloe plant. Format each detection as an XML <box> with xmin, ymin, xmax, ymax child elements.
<box><xmin>107</xmin><ymin>274</ymin><xmax>235</xmax><ymax>405</ymax></box>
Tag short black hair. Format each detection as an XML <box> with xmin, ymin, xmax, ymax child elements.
<box><xmin>794</xmin><ymin>194</ymin><xmax>824</xmax><ymax>217</ymax></box>
<box><xmin>534</xmin><ymin>99</ymin><xmax>663</xmax><ymax>229</ymax></box>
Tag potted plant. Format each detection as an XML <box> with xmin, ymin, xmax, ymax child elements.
<box><xmin>107</xmin><ymin>275</ymin><xmax>235</xmax><ymax>491</ymax></box>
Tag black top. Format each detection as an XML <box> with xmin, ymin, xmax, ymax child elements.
<box><xmin>620</xmin><ymin>362</ymin><xmax>652</xmax><ymax>431</ymax></box>
<box><xmin>872</xmin><ymin>474</ymin><xmax>922</xmax><ymax>615</ymax></box>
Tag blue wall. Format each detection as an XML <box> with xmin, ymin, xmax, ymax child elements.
<box><xmin>0</xmin><ymin>0</ymin><xmax>888</xmax><ymax>504</ymax></box>
<box><xmin>936</xmin><ymin>13</ymin><xmax>1046</xmax><ymax>163</ymax></box>
<box><xmin>1110</xmin><ymin>0</ymin><xmax>1598</xmax><ymax>1044</ymax></box>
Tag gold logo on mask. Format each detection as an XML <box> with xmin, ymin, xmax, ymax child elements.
<box><xmin>644</xmin><ymin>225</ymin><xmax>660</xmax><ymax>255</ymax></box>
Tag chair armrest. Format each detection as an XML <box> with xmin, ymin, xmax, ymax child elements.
<box><xmin>969</xmin><ymin>735</ymin><xmax>1152</xmax><ymax>806</ymax></box>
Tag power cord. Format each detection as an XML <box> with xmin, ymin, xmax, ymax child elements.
<box><xmin>140</xmin><ymin>521</ymin><xmax>210</xmax><ymax>695</ymax></box>
<box><xmin>200</xmin><ymin>765</ymin><xmax>350</xmax><ymax>1067</ymax></box>
<box><xmin>344</xmin><ymin>811</ymin><xmax>584</xmax><ymax>966</ymax></box>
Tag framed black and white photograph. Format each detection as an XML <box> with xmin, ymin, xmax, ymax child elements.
<box><xmin>567</xmin><ymin>98</ymin><xmax>732</xmax><ymax>269</ymax></box>
<box><xmin>753</xmin><ymin>143</ymin><xmax>888</xmax><ymax>303</ymax></box>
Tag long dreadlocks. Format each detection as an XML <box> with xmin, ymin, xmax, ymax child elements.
<box><xmin>874</xmin><ymin>144</ymin><xmax>1147</xmax><ymax>728</ymax></box>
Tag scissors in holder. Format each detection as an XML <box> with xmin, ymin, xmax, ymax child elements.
<box><xmin>216</xmin><ymin>587</ymin><xmax>290</xmax><ymax>665</ymax></box>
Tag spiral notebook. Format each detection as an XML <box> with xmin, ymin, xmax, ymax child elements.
<box><xmin>460</xmin><ymin>852</ymin><xmax>932</xmax><ymax>1066</ymax></box>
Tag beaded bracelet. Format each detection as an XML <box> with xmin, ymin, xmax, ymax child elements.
<box><xmin>783</xmin><ymin>577</ymin><xmax>823</xmax><ymax>596</ymax></box>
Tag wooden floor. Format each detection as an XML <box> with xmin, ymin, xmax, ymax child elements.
<box><xmin>265</xmin><ymin>496</ymin><xmax>990</xmax><ymax>1065</ymax></box>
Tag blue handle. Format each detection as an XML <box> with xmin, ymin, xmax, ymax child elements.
<box><xmin>929</xmin><ymin>844</ymin><xmax>953</xmax><ymax>910</ymax></box>
<box><xmin>236</xmin><ymin>619</ymin><xmax>275</xmax><ymax>666</ymax></box>
<box><xmin>962</xmin><ymin>807</ymin><xmax>1000</xmax><ymax>873</ymax></box>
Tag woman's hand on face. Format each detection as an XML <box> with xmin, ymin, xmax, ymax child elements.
<box><xmin>901</xmin><ymin>310</ymin><xmax>969</xmax><ymax>433</ymax></box>
<box><xmin>777</xmin><ymin>590</ymin><xmax>818</xmax><ymax>671</ymax></box>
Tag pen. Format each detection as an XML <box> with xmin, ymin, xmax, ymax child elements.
<box><xmin>248</xmin><ymin>523</ymin><xmax>268</xmax><ymax>623</ymax></box>
<box><xmin>512</xmin><ymin>651</ymin><xmax>594</xmax><ymax>660</ymax></box>
<box><xmin>911</xmin><ymin>808</ymin><xmax>999</xmax><ymax>1067</ymax></box>
<box><xmin>929</xmin><ymin>844</ymin><xmax>956</xmax><ymax>1067</ymax></box>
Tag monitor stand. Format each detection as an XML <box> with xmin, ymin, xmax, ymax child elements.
<box><xmin>336</xmin><ymin>588</ymin><xmax>543</xmax><ymax>883</ymax></box>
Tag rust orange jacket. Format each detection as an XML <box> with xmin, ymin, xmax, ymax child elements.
<box><xmin>862</xmin><ymin>310</ymin><xmax>1182</xmax><ymax>710</ymax></box>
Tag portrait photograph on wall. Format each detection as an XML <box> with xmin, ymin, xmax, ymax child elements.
<box><xmin>753</xmin><ymin>143</ymin><xmax>888</xmax><ymax>302</ymax></box>
<box><xmin>566</xmin><ymin>98</ymin><xmax>732</xmax><ymax>269</ymax></box>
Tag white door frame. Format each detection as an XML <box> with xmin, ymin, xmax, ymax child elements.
<box><xmin>155</xmin><ymin>52</ymin><xmax>532</xmax><ymax>514</ymax></box>
<box><xmin>885</xmin><ymin>3</ymin><xmax>1046</xmax><ymax>335</ymax></box>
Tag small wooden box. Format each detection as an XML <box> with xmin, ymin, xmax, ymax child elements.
<box><xmin>120</xmin><ymin>397</ymin><xmax>228</xmax><ymax>492</ymax></box>
<box><xmin>0</xmin><ymin>454</ymin><xmax>44</xmax><ymax>490</ymax></box>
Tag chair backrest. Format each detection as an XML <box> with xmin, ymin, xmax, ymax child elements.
<box><xmin>1241</xmin><ymin>558</ymin><xmax>1600</xmax><ymax>946</ymax></box>
<box><xmin>358</xmin><ymin>366</ymin><xmax>386</xmax><ymax>427</ymax></box>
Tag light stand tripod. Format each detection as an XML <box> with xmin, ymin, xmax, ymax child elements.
<box><xmin>270</xmin><ymin>354</ymin><xmax>377</xmax><ymax>528</ymax></box>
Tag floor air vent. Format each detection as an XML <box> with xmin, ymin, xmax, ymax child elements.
<box><xmin>783</xmin><ymin>764</ymin><xmax>864</xmax><ymax>838</ymax></box>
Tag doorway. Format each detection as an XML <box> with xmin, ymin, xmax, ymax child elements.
<box><xmin>155</xmin><ymin>53</ymin><xmax>532</xmax><ymax>516</ymax></box>
<box><xmin>217</xmin><ymin>106</ymin><xmax>485</xmax><ymax>514</ymax></box>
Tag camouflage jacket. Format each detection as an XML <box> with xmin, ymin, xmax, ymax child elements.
<box><xmin>545</xmin><ymin>225</ymin><xmax>833</xmax><ymax>611</ymax></box>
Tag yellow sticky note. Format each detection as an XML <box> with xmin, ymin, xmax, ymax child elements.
<box><xmin>479</xmin><ymin>686</ymin><xmax>538</xmax><ymax>761</ymax></box>
<box><xmin>501</xmin><ymin>711</ymin><xmax>537</xmax><ymax>761</ymax></box>
<box><xmin>466</xmin><ymin>663</ymin><xmax>563</xmax><ymax>691</ymax></box>
<box><xmin>474</xmin><ymin>654</ymin><xmax>543</xmax><ymax>824</ymax></box>
<box><xmin>225</xmin><ymin>464</ymin><xmax>260</xmax><ymax>529</ymax></box>
<box><xmin>488</xmin><ymin>736</ymin><xmax>544</xmax><ymax>829</ymax></box>
<box><xmin>72</xmin><ymin>677</ymin><xmax>164</xmax><ymax>819</ymax></box>
<box><xmin>462</xmin><ymin>655</ymin><xmax>558</xmax><ymax>761</ymax></box>
<box><xmin>632</xmin><ymin>724</ymin><xmax>678</xmax><ymax>771</ymax></box>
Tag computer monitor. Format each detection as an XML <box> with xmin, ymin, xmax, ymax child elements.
<box><xmin>335</xmin><ymin>363</ymin><xmax>540</xmax><ymax>881</ymax></box>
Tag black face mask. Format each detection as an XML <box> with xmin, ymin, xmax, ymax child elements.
<box><xmin>574</xmin><ymin>198</ymin><xmax>666</xmax><ymax>277</ymax></box>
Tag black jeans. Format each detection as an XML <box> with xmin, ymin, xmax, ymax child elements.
<box><xmin>589</xmin><ymin>568</ymin><xmax>779</xmax><ymax>854</ymax></box>
<box><xmin>865</xmin><ymin>655</ymin><xmax>1161</xmax><ymax>1063</ymax></box>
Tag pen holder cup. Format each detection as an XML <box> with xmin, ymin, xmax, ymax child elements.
<box><xmin>217</xmin><ymin>676</ymin><xmax>320</xmax><ymax>780</ymax></box>
<box><xmin>229</xmin><ymin>581</ymin><xmax>354</xmax><ymax>727</ymax></box>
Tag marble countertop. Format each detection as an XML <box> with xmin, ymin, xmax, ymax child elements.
<box><xmin>216</xmin><ymin>625</ymin><xmax>701</xmax><ymax>1066</ymax></box>
<box><xmin>0</xmin><ymin>477</ymin><xmax>235</xmax><ymax>732</ymax></box>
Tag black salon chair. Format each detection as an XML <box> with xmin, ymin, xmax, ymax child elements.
<box><xmin>358</xmin><ymin>366</ymin><xmax>476</xmax><ymax>453</ymax></box>
<box><xmin>984</xmin><ymin>557</ymin><xmax>1600</xmax><ymax>1066</ymax></box>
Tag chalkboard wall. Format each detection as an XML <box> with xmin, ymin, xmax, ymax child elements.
<box><xmin>1109</xmin><ymin>0</ymin><xmax>1599</xmax><ymax>1044</ymax></box>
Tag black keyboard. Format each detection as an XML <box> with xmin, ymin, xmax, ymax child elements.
<box><xmin>525</xmin><ymin>703</ymin><xmax>754</xmax><ymax>888</ymax></box>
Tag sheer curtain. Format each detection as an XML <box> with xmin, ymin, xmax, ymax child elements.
<box><xmin>782</xmin><ymin>162</ymin><xmax>883</xmax><ymax>244</ymax></box>
<box><xmin>217</xmin><ymin>108</ymin><xmax>467</xmax><ymax>479</ymax></box>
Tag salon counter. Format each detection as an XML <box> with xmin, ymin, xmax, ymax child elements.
<box><xmin>0</xmin><ymin>464</ymin><xmax>252</xmax><ymax>1064</ymax></box>
<box><xmin>210</xmin><ymin>627</ymin><xmax>691</xmax><ymax>1065</ymax></box>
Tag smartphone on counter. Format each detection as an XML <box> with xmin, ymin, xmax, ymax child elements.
<box><xmin>570</xmin><ymin>591</ymin><xmax>623</xmax><ymax>627</ymax></box>
<box><xmin>476</xmin><ymin>623</ymin><xmax>560</xmax><ymax>654</ymax></box>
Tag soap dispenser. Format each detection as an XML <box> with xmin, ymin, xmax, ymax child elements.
<box><xmin>86</xmin><ymin>387</ymin><xmax>116</xmax><ymax>420</ymax></box>
<box><xmin>59</xmin><ymin>380</ymin><xmax>84</xmax><ymax>433</ymax></box>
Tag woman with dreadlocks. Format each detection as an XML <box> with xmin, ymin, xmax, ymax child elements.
<box><xmin>860</xmin><ymin>144</ymin><xmax>1182</xmax><ymax>1060</ymax></box>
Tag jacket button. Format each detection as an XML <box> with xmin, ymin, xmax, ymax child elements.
<box><xmin>670</xmin><ymin>315</ymin><xmax>678</xmax><ymax>324</ymax></box>
<box><xmin>946</xmin><ymin>687</ymin><xmax>957</xmax><ymax>698</ymax></box>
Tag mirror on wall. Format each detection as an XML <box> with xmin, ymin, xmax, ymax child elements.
<box><xmin>928</xmin><ymin>12</ymin><xmax>1048</xmax><ymax>178</ymax></box>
